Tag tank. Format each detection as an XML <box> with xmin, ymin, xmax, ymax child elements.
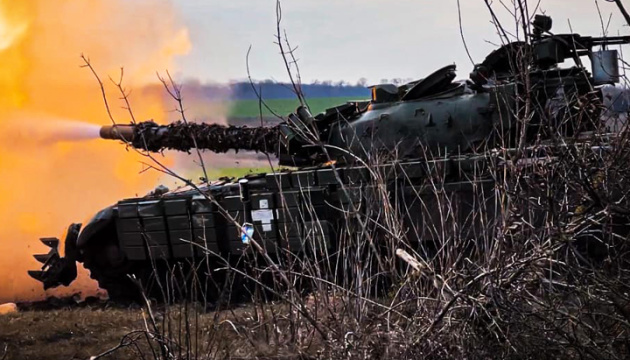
<box><xmin>29</xmin><ymin>15</ymin><xmax>630</xmax><ymax>301</ymax></box>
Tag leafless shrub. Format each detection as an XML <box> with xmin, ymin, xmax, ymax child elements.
<box><xmin>83</xmin><ymin>1</ymin><xmax>630</xmax><ymax>359</ymax></box>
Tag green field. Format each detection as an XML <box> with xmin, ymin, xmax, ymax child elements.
<box><xmin>181</xmin><ymin>166</ymin><xmax>299</xmax><ymax>182</ymax></box>
<box><xmin>227</xmin><ymin>96</ymin><xmax>367</xmax><ymax>118</ymax></box>
<box><xmin>203</xmin><ymin>166</ymin><xmax>276</xmax><ymax>179</ymax></box>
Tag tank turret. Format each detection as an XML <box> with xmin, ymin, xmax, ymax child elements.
<box><xmin>98</xmin><ymin>65</ymin><xmax>517</xmax><ymax>167</ymax></box>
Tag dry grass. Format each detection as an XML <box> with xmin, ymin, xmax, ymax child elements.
<box><xmin>0</xmin><ymin>305</ymin><xmax>145</xmax><ymax>360</ymax></box>
<box><xmin>0</xmin><ymin>302</ymin><xmax>317</xmax><ymax>360</ymax></box>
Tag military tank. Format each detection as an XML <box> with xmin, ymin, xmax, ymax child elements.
<box><xmin>29</xmin><ymin>15</ymin><xmax>630</xmax><ymax>301</ymax></box>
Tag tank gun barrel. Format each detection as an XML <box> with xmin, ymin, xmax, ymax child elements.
<box><xmin>99</xmin><ymin>121</ymin><xmax>282</xmax><ymax>155</ymax></box>
<box><xmin>100</xmin><ymin>124</ymin><xmax>135</xmax><ymax>142</ymax></box>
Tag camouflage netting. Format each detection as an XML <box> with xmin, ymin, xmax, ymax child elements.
<box><xmin>131</xmin><ymin>120</ymin><xmax>282</xmax><ymax>155</ymax></box>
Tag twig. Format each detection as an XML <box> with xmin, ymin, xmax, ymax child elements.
<box><xmin>457</xmin><ymin>0</ymin><xmax>476</xmax><ymax>66</ymax></box>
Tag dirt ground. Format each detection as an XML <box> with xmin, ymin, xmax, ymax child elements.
<box><xmin>0</xmin><ymin>303</ymin><xmax>147</xmax><ymax>360</ymax></box>
<box><xmin>0</xmin><ymin>299</ymin><xmax>310</xmax><ymax>360</ymax></box>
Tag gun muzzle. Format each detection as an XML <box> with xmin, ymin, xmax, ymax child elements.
<box><xmin>99</xmin><ymin>124</ymin><xmax>135</xmax><ymax>141</ymax></box>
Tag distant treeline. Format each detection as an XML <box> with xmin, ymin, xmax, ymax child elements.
<box><xmin>179</xmin><ymin>81</ymin><xmax>371</xmax><ymax>101</ymax></box>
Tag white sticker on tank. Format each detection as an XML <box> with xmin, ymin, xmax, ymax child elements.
<box><xmin>259</xmin><ymin>199</ymin><xmax>269</xmax><ymax>209</ymax></box>
<box><xmin>251</xmin><ymin>209</ymin><xmax>274</xmax><ymax>232</ymax></box>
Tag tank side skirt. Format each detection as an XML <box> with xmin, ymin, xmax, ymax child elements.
<box><xmin>113</xmin><ymin>155</ymin><xmax>497</xmax><ymax>263</ymax></box>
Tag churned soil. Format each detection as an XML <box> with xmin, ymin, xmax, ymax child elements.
<box><xmin>0</xmin><ymin>297</ymin><xmax>316</xmax><ymax>360</ymax></box>
<box><xmin>0</xmin><ymin>304</ymin><xmax>145</xmax><ymax>360</ymax></box>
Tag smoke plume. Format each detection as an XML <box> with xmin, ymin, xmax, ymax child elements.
<box><xmin>0</xmin><ymin>0</ymin><xmax>190</xmax><ymax>302</ymax></box>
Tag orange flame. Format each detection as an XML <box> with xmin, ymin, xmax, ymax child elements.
<box><xmin>0</xmin><ymin>0</ymin><xmax>190</xmax><ymax>302</ymax></box>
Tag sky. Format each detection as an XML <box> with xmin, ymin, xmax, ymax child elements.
<box><xmin>174</xmin><ymin>0</ymin><xmax>630</xmax><ymax>85</ymax></box>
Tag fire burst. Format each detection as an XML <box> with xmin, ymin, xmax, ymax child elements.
<box><xmin>0</xmin><ymin>0</ymin><xmax>190</xmax><ymax>302</ymax></box>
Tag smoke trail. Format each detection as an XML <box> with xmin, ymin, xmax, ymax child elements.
<box><xmin>0</xmin><ymin>112</ymin><xmax>101</xmax><ymax>146</ymax></box>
